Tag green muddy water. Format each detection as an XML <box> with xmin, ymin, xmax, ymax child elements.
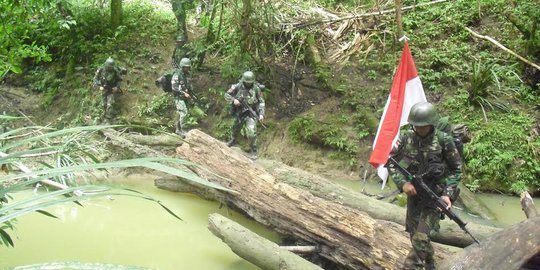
<box><xmin>0</xmin><ymin>176</ymin><xmax>278</xmax><ymax>270</ymax></box>
<box><xmin>1</xmin><ymin>176</ymin><xmax>536</xmax><ymax>270</ymax></box>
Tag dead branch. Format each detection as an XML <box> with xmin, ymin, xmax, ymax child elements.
<box><xmin>289</xmin><ymin>0</ymin><xmax>449</xmax><ymax>29</ymax></box>
<box><xmin>465</xmin><ymin>27</ymin><xmax>540</xmax><ymax>71</ymax></box>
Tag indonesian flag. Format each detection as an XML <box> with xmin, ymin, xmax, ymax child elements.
<box><xmin>368</xmin><ymin>42</ymin><xmax>426</xmax><ymax>188</ymax></box>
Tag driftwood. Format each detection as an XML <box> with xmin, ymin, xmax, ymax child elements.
<box><xmin>256</xmin><ymin>159</ymin><xmax>500</xmax><ymax>248</ymax></box>
<box><xmin>520</xmin><ymin>191</ymin><xmax>538</xmax><ymax>219</ymax></box>
<box><xmin>465</xmin><ymin>27</ymin><xmax>540</xmax><ymax>71</ymax></box>
<box><xmin>208</xmin><ymin>213</ymin><xmax>323</xmax><ymax>270</ymax></box>
<box><xmin>174</xmin><ymin>129</ymin><xmax>453</xmax><ymax>269</ymax></box>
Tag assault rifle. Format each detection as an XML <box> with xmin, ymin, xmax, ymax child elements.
<box><xmin>238</xmin><ymin>98</ymin><xmax>266</xmax><ymax>129</ymax></box>
<box><xmin>386</xmin><ymin>156</ymin><xmax>480</xmax><ymax>245</ymax></box>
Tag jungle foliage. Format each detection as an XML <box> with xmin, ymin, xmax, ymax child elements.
<box><xmin>1</xmin><ymin>0</ymin><xmax>539</xmax><ymax>194</ymax></box>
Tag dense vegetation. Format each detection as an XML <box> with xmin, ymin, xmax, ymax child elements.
<box><xmin>1</xmin><ymin>0</ymin><xmax>539</xmax><ymax>195</ymax></box>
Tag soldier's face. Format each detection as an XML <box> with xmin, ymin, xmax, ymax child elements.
<box><xmin>413</xmin><ymin>125</ymin><xmax>433</xmax><ymax>138</ymax></box>
<box><xmin>182</xmin><ymin>66</ymin><xmax>191</xmax><ymax>73</ymax></box>
<box><xmin>243</xmin><ymin>82</ymin><xmax>253</xmax><ymax>89</ymax></box>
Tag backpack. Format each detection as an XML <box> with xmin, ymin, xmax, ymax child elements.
<box><xmin>155</xmin><ymin>70</ymin><xmax>175</xmax><ymax>93</ymax></box>
<box><xmin>436</xmin><ymin>117</ymin><xmax>472</xmax><ymax>158</ymax></box>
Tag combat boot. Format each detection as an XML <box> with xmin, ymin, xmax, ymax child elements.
<box><xmin>175</xmin><ymin>123</ymin><xmax>186</xmax><ymax>139</ymax></box>
<box><xmin>424</xmin><ymin>257</ymin><xmax>436</xmax><ymax>270</ymax></box>
<box><xmin>248</xmin><ymin>146</ymin><xmax>258</xmax><ymax>160</ymax></box>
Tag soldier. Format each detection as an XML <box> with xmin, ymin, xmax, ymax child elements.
<box><xmin>224</xmin><ymin>71</ymin><xmax>265</xmax><ymax>159</ymax></box>
<box><xmin>172</xmin><ymin>35</ymin><xmax>193</xmax><ymax>69</ymax></box>
<box><xmin>389</xmin><ymin>102</ymin><xmax>462</xmax><ymax>270</ymax></box>
<box><xmin>93</xmin><ymin>57</ymin><xmax>126</xmax><ymax>123</ymax></box>
<box><xmin>171</xmin><ymin>0</ymin><xmax>188</xmax><ymax>42</ymax></box>
<box><xmin>171</xmin><ymin>58</ymin><xmax>196</xmax><ymax>138</ymax></box>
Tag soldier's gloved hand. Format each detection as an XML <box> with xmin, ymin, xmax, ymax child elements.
<box><xmin>184</xmin><ymin>93</ymin><xmax>190</xmax><ymax>99</ymax></box>
<box><xmin>99</xmin><ymin>86</ymin><xmax>104</xmax><ymax>91</ymax></box>
<box><xmin>402</xmin><ymin>182</ymin><xmax>417</xmax><ymax>196</ymax></box>
<box><xmin>259</xmin><ymin>115</ymin><xmax>264</xmax><ymax>121</ymax></box>
<box><xmin>233</xmin><ymin>99</ymin><xmax>241</xmax><ymax>106</ymax></box>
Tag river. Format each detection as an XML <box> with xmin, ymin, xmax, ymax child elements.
<box><xmin>0</xmin><ymin>176</ymin><xmax>536</xmax><ymax>269</ymax></box>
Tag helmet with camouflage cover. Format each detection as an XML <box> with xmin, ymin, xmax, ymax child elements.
<box><xmin>104</xmin><ymin>57</ymin><xmax>115</xmax><ymax>67</ymax></box>
<box><xmin>241</xmin><ymin>71</ymin><xmax>255</xmax><ymax>83</ymax></box>
<box><xmin>179</xmin><ymin>58</ymin><xmax>191</xmax><ymax>67</ymax></box>
<box><xmin>408</xmin><ymin>102</ymin><xmax>438</xmax><ymax>126</ymax></box>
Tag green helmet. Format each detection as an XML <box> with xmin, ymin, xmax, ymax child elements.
<box><xmin>176</xmin><ymin>35</ymin><xmax>186</xmax><ymax>42</ymax></box>
<box><xmin>179</xmin><ymin>58</ymin><xmax>191</xmax><ymax>67</ymax></box>
<box><xmin>105</xmin><ymin>57</ymin><xmax>115</xmax><ymax>67</ymax></box>
<box><xmin>408</xmin><ymin>102</ymin><xmax>438</xmax><ymax>126</ymax></box>
<box><xmin>242</xmin><ymin>71</ymin><xmax>255</xmax><ymax>83</ymax></box>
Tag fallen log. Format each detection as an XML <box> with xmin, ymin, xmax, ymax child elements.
<box><xmin>440</xmin><ymin>216</ymin><xmax>540</xmax><ymax>269</ymax></box>
<box><xmin>208</xmin><ymin>213</ymin><xmax>323</xmax><ymax>270</ymax></box>
<box><xmin>175</xmin><ymin>129</ymin><xmax>452</xmax><ymax>269</ymax></box>
<box><xmin>520</xmin><ymin>191</ymin><xmax>538</xmax><ymax>218</ymax></box>
<box><xmin>256</xmin><ymin>159</ymin><xmax>501</xmax><ymax>248</ymax></box>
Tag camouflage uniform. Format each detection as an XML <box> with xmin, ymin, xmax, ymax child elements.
<box><xmin>172</xmin><ymin>38</ymin><xmax>195</xmax><ymax>69</ymax></box>
<box><xmin>390</xmin><ymin>128</ymin><xmax>462</xmax><ymax>270</ymax></box>
<box><xmin>171</xmin><ymin>0</ymin><xmax>189</xmax><ymax>41</ymax></box>
<box><xmin>170</xmin><ymin>63</ymin><xmax>194</xmax><ymax>137</ymax></box>
<box><xmin>93</xmin><ymin>58</ymin><xmax>125</xmax><ymax>122</ymax></box>
<box><xmin>224</xmin><ymin>73</ymin><xmax>265</xmax><ymax>158</ymax></box>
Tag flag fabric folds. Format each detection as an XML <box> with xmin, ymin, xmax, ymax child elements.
<box><xmin>368</xmin><ymin>42</ymin><xmax>426</xmax><ymax>188</ymax></box>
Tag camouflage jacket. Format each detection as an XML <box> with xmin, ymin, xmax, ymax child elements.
<box><xmin>224</xmin><ymin>82</ymin><xmax>265</xmax><ymax>117</ymax></box>
<box><xmin>171</xmin><ymin>69</ymin><xmax>193</xmax><ymax>100</ymax></box>
<box><xmin>390</xmin><ymin>128</ymin><xmax>462</xmax><ymax>197</ymax></box>
<box><xmin>93</xmin><ymin>66</ymin><xmax>123</xmax><ymax>89</ymax></box>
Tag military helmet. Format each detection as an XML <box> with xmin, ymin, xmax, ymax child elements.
<box><xmin>241</xmin><ymin>71</ymin><xmax>255</xmax><ymax>83</ymax></box>
<box><xmin>179</xmin><ymin>58</ymin><xmax>191</xmax><ymax>67</ymax></box>
<box><xmin>104</xmin><ymin>57</ymin><xmax>115</xmax><ymax>67</ymax></box>
<box><xmin>176</xmin><ymin>35</ymin><xmax>186</xmax><ymax>42</ymax></box>
<box><xmin>408</xmin><ymin>102</ymin><xmax>438</xmax><ymax>126</ymax></box>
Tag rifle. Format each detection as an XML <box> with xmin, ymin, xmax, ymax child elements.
<box><xmin>238</xmin><ymin>98</ymin><xmax>266</xmax><ymax>129</ymax></box>
<box><xmin>386</xmin><ymin>156</ymin><xmax>480</xmax><ymax>245</ymax></box>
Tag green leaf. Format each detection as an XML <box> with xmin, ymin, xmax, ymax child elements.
<box><xmin>35</xmin><ymin>209</ymin><xmax>59</xmax><ymax>219</ymax></box>
<box><xmin>0</xmin><ymin>228</ymin><xmax>14</xmax><ymax>247</ymax></box>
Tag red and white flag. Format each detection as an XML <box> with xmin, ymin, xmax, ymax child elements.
<box><xmin>368</xmin><ymin>42</ymin><xmax>426</xmax><ymax>188</ymax></box>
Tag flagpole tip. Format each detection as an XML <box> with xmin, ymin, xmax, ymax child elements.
<box><xmin>399</xmin><ymin>35</ymin><xmax>410</xmax><ymax>42</ymax></box>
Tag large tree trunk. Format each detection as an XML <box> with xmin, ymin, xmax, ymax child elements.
<box><xmin>208</xmin><ymin>213</ymin><xmax>324</xmax><ymax>270</ymax></box>
<box><xmin>111</xmin><ymin>0</ymin><xmax>122</xmax><ymax>31</ymax></box>
<box><xmin>440</xmin><ymin>216</ymin><xmax>540</xmax><ymax>269</ymax></box>
<box><xmin>174</xmin><ymin>130</ymin><xmax>452</xmax><ymax>269</ymax></box>
<box><xmin>255</xmin><ymin>159</ymin><xmax>500</xmax><ymax>248</ymax></box>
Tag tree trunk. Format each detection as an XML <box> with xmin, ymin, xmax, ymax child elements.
<box><xmin>174</xmin><ymin>129</ymin><xmax>452</xmax><ymax>269</ymax></box>
<box><xmin>111</xmin><ymin>0</ymin><xmax>122</xmax><ymax>31</ymax></box>
<box><xmin>440</xmin><ymin>216</ymin><xmax>540</xmax><ymax>269</ymax></box>
<box><xmin>240</xmin><ymin>0</ymin><xmax>252</xmax><ymax>52</ymax></box>
<box><xmin>208</xmin><ymin>213</ymin><xmax>324</xmax><ymax>270</ymax></box>
<box><xmin>394</xmin><ymin>0</ymin><xmax>403</xmax><ymax>39</ymax></box>
<box><xmin>255</xmin><ymin>159</ymin><xmax>500</xmax><ymax>248</ymax></box>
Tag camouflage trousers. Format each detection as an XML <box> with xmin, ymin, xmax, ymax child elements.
<box><xmin>102</xmin><ymin>90</ymin><xmax>118</xmax><ymax>121</ymax></box>
<box><xmin>174</xmin><ymin>97</ymin><xmax>188</xmax><ymax>132</ymax></box>
<box><xmin>230</xmin><ymin>112</ymin><xmax>257</xmax><ymax>149</ymax></box>
<box><xmin>171</xmin><ymin>0</ymin><xmax>188</xmax><ymax>40</ymax></box>
<box><xmin>403</xmin><ymin>196</ymin><xmax>441</xmax><ymax>270</ymax></box>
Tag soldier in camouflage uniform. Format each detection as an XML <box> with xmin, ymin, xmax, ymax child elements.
<box><xmin>171</xmin><ymin>58</ymin><xmax>196</xmax><ymax>138</ymax></box>
<box><xmin>93</xmin><ymin>57</ymin><xmax>126</xmax><ymax>123</ymax></box>
<box><xmin>389</xmin><ymin>102</ymin><xmax>462</xmax><ymax>270</ymax></box>
<box><xmin>224</xmin><ymin>71</ymin><xmax>265</xmax><ymax>159</ymax></box>
<box><xmin>171</xmin><ymin>0</ymin><xmax>189</xmax><ymax>42</ymax></box>
<box><xmin>172</xmin><ymin>35</ymin><xmax>194</xmax><ymax>69</ymax></box>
